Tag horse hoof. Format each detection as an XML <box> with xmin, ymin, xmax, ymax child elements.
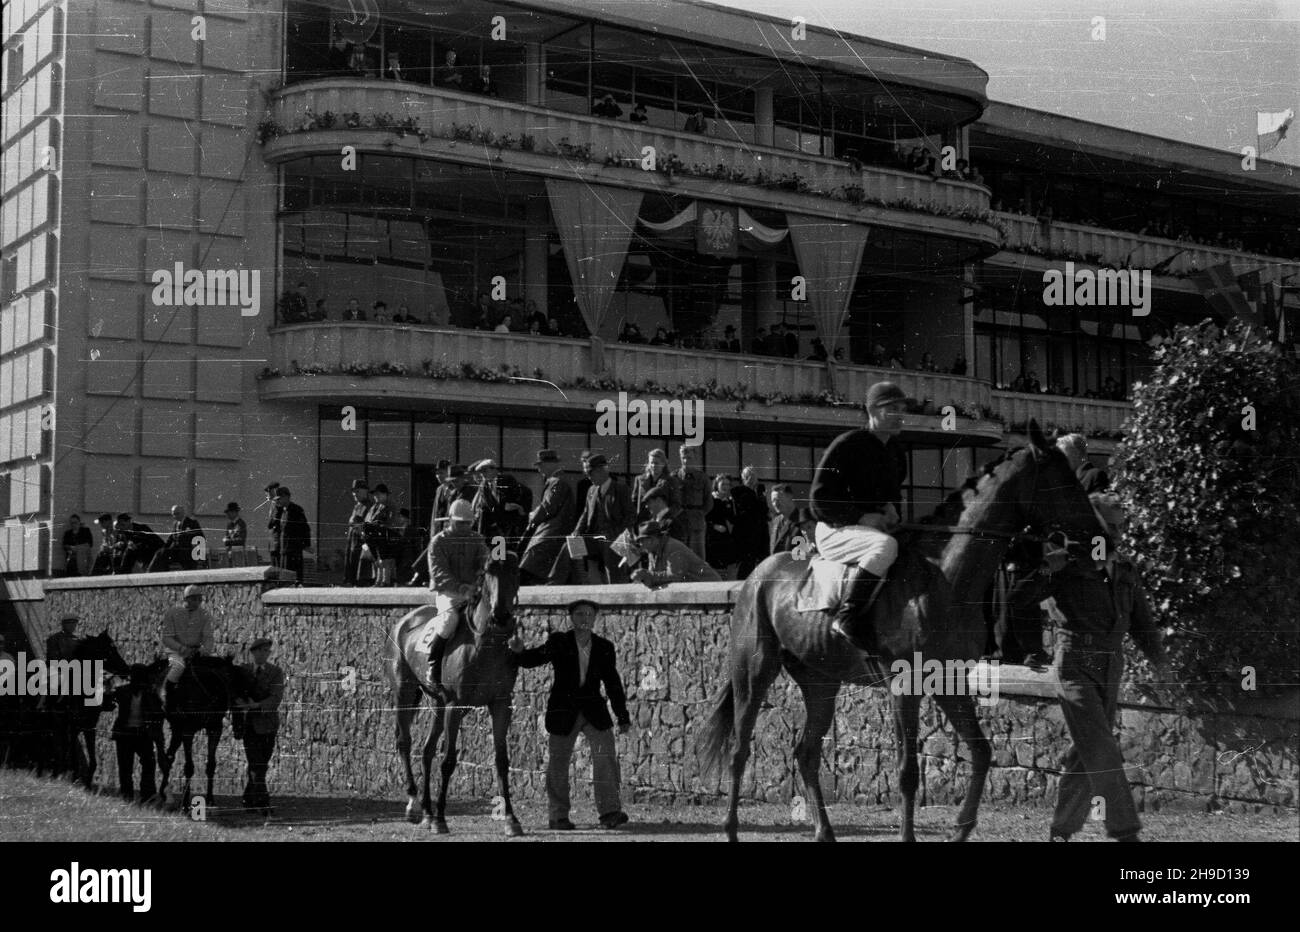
<box><xmin>946</xmin><ymin>823</ymin><xmax>975</xmax><ymax>842</ymax></box>
<box><xmin>815</xmin><ymin>830</ymin><xmax>836</xmax><ymax>843</ymax></box>
<box><xmin>505</xmin><ymin>820</ymin><xmax>524</xmax><ymax>838</ymax></box>
<box><xmin>433</xmin><ymin>820</ymin><xmax>450</xmax><ymax>835</ymax></box>
<box><xmin>405</xmin><ymin>800</ymin><xmax>420</xmax><ymax>824</ymax></box>
<box><xmin>419</xmin><ymin>815</ymin><xmax>432</xmax><ymax>829</ymax></box>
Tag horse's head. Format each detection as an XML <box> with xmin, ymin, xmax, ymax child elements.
<box><xmin>1010</xmin><ymin>420</ymin><xmax>1112</xmax><ymax>551</ymax></box>
<box><xmin>469</xmin><ymin>551</ymin><xmax>521</xmax><ymax>639</ymax></box>
<box><xmin>78</xmin><ymin>629</ymin><xmax>130</xmax><ymax>678</ymax></box>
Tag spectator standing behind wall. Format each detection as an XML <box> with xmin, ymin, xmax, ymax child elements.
<box><xmin>272</xmin><ymin>487</ymin><xmax>312</xmax><ymax>582</ymax></box>
<box><xmin>112</xmin><ymin>514</ymin><xmax>162</xmax><ymax>574</ymax></box>
<box><xmin>675</xmin><ymin>444</ymin><xmax>708</xmax><ymax>561</ymax></box>
<box><xmin>149</xmin><ymin>505</ymin><xmax>204</xmax><ymax>572</ymax></box>
<box><xmin>61</xmin><ymin>515</ymin><xmax>93</xmax><ymax>577</ymax></box>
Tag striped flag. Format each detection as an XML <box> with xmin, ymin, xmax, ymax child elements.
<box><xmin>1258</xmin><ymin>109</ymin><xmax>1294</xmax><ymax>155</ymax></box>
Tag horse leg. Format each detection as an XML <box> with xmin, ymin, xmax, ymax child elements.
<box><xmin>724</xmin><ymin>622</ymin><xmax>783</xmax><ymax>843</ymax></box>
<box><xmin>395</xmin><ymin>679</ymin><xmax>422</xmax><ymax>822</ymax></box>
<box><xmin>892</xmin><ymin>692</ymin><xmax>921</xmax><ymax>842</ymax></box>
<box><xmin>934</xmin><ymin>693</ymin><xmax>991</xmax><ymax>842</ymax></box>
<box><xmin>433</xmin><ymin>709</ymin><xmax>464</xmax><ymax>834</ymax></box>
<box><xmin>419</xmin><ymin>702</ymin><xmax>446</xmax><ymax>830</ymax></box>
<box><xmin>83</xmin><ymin>729</ymin><xmax>97</xmax><ymax>790</ymax></box>
<box><xmin>791</xmin><ymin>672</ymin><xmax>841</xmax><ymax>843</ymax></box>
<box><xmin>490</xmin><ymin>699</ymin><xmax>523</xmax><ymax>838</ymax></box>
<box><xmin>182</xmin><ymin>735</ymin><xmax>196</xmax><ymax>808</ymax></box>
<box><xmin>158</xmin><ymin>729</ymin><xmax>182</xmax><ymax>803</ymax></box>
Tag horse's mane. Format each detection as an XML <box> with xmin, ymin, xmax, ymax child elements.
<box><xmin>924</xmin><ymin>446</ymin><xmax>1023</xmax><ymax>528</ymax></box>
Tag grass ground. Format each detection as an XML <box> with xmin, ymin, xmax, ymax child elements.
<box><xmin>1</xmin><ymin>768</ymin><xmax>1295</xmax><ymax>842</ymax></box>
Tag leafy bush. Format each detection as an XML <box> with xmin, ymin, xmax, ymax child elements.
<box><xmin>1111</xmin><ymin>318</ymin><xmax>1300</xmax><ymax>702</ymax></box>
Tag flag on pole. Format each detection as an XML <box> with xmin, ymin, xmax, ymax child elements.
<box><xmin>1257</xmin><ymin>109</ymin><xmax>1294</xmax><ymax>154</ymax></box>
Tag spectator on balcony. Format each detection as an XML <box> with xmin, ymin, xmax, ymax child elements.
<box><xmin>919</xmin><ymin>352</ymin><xmax>938</xmax><ymax>372</ymax></box>
<box><xmin>546</xmin><ymin>317</ymin><xmax>565</xmax><ymax>338</ymax></box>
<box><xmin>222</xmin><ymin>502</ymin><xmax>247</xmax><ymax>556</ymax></box>
<box><xmin>764</xmin><ymin>323</ymin><xmax>787</xmax><ymax>357</ymax></box>
<box><xmin>437</xmin><ymin>49</ymin><xmax>464</xmax><ymax>89</ymax></box>
<box><xmin>527</xmin><ymin>319</ymin><xmax>542</xmax><ymax>335</ymax></box>
<box><xmin>363</xmin><ymin>484</ymin><xmax>395</xmax><ymax>587</ymax></box>
<box><xmin>750</xmin><ymin>327</ymin><xmax>769</xmax><ymax>355</ymax></box>
<box><xmin>1025</xmin><ymin>370</ymin><xmax>1043</xmax><ymax>394</ymax></box>
<box><xmin>61</xmin><ymin>514</ymin><xmax>93</xmax><ymax>577</ymax></box>
<box><xmin>630</xmin><ymin>102</ymin><xmax>649</xmax><ymax>124</ymax></box>
<box><xmin>682</xmin><ymin>108</ymin><xmax>707</xmax><ymax>134</ymax></box>
<box><xmin>112</xmin><ymin>514</ymin><xmax>162</xmax><ymax>575</ymax></box>
<box><xmin>393</xmin><ymin>303</ymin><xmax>421</xmax><ymax>325</ymax></box>
<box><xmin>968</xmin><ymin>165</ymin><xmax>985</xmax><ymax>186</ymax></box>
<box><xmin>272</xmin><ymin>486</ymin><xmax>312</xmax><ymax>582</ymax></box>
<box><xmin>495</xmin><ymin>315</ymin><xmax>513</xmax><ymax>334</ymax></box>
<box><xmin>807</xmin><ymin>337</ymin><xmax>829</xmax><ymax>361</ymax></box>
<box><xmin>1102</xmin><ymin>376</ymin><xmax>1123</xmax><ymax>400</ymax></box>
<box><xmin>833</xmin><ymin>347</ymin><xmax>845</xmax><ymax>362</ymax></box>
<box><xmin>868</xmin><ymin>342</ymin><xmax>888</xmax><ymax>367</ymax></box>
<box><xmin>91</xmin><ymin>513</ymin><xmax>116</xmax><ymax>575</ymax></box>
<box><xmin>951</xmin><ymin>354</ymin><xmax>968</xmax><ymax>376</ymax></box>
<box><xmin>149</xmin><ymin>505</ymin><xmax>204</xmax><ymax>572</ymax></box>
<box><xmin>783</xmin><ymin>325</ymin><xmax>799</xmax><ymax>358</ymax></box>
<box><xmin>720</xmin><ymin>325</ymin><xmax>740</xmax><ymax>353</ymax></box>
<box><xmin>650</xmin><ymin>326</ymin><xmax>672</xmax><ymax>346</ymax></box>
<box><xmin>525</xmin><ymin>299</ymin><xmax>546</xmax><ymax>332</ymax></box>
<box><xmin>475</xmin><ymin>64</ymin><xmax>497</xmax><ymax>97</ymax></box>
<box><xmin>618</xmin><ymin>322</ymin><xmax>646</xmax><ymax>344</ymax></box>
<box><xmin>310</xmin><ymin>299</ymin><xmax>328</xmax><ymax>321</ymax></box>
<box><xmin>888</xmin><ymin>349</ymin><xmax>905</xmax><ymax>369</ymax></box>
<box><xmin>386</xmin><ymin>52</ymin><xmax>405</xmax><ymax>82</ymax></box>
<box><xmin>592</xmin><ymin>94</ymin><xmax>623</xmax><ymax>120</ymax></box>
<box><xmin>326</xmin><ymin>29</ymin><xmax>353</xmax><ymax>76</ymax></box>
<box><xmin>372</xmin><ymin>301</ymin><xmax>389</xmax><ymax>323</ymax></box>
<box><xmin>343</xmin><ymin>298</ymin><xmax>366</xmax><ymax>322</ymax></box>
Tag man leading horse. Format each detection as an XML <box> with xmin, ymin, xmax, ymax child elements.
<box><xmin>810</xmin><ymin>381</ymin><xmax>911</xmax><ymax>654</ymax></box>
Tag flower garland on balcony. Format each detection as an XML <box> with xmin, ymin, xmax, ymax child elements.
<box><xmin>254</xmin><ymin>111</ymin><xmax>1004</xmax><ymax>233</ymax></box>
<box><xmin>255</xmin><ymin>357</ymin><xmax>1008</xmax><ymax>425</ymax></box>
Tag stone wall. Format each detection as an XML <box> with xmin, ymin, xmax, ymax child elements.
<box><xmin>41</xmin><ymin>574</ymin><xmax>1298</xmax><ymax>813</ymax></box>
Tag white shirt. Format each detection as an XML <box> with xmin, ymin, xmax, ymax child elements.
<box><xmin>577</xmin><ymin>638</ymin><xmax>591</xmax><ymax>685</ymax></box>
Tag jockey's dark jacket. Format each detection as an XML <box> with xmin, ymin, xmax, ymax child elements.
<box><xmin>809</xmin><ymin>429</ymin><xmax>907</xmax><ymax>527</ymax></box>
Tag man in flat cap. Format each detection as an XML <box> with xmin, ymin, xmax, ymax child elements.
<box><xmin>46</xmin><ymin>612</ymin><xmax>82</xmax><ymax>663</ymax></box>
<box><xmin>509</xmin><ymin>598</ymin><xmax>631</xmax><ymax>830</ymax></box>
<box><xmin>237</xmin><ymin>637</ymin><xmax>285</xmax><ymax>812</ymax></box>
<box><xmin>431</xmin><ymin>465</ymin><xmax>475</xmax><ymax>531</ymax></box>
<box><xmin>630</xmin><ymin>519</ymin><xmax>721</xmax><ymax>587</ymax></box>
<box><xmin>159</xmin><ymin>584</ymin><xmax>216</xmax><ymax>712</ymax></box>
<box><xmin>520</xmin><ymin>450</ymin><xmax>576</xmax><ymax>585</ymax></box>
<box><xmin>424</xmin><ymin>499</ymin><xmax>490</xmax><ymax>700</ymax></box>
<box><xmin>809</xmin><ymin>381</ymin><xmax>910</xmax><ymax>654</ymax></box>
<box><xmin>344</xmin><ymin>479</ymin><xmax>372</xmax><ymax>586</ymax></box>
<box><xmin>553</xmin><ymin>454</ymin><xmax>634</xmax><ymax>584</ymax></box>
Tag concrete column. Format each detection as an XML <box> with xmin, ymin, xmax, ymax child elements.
<box><xmin>526</xmin><ymin>43</ymin><xmax>543</xmax><ymax>106</ymax></box>
<box><xmin>755</xmin><ymin>87</ymin><xmax>774</xmax><ymax>147</ymax></box>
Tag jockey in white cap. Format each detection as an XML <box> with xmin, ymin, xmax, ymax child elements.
<box><xmin>159</xmin><ymin>584</ymin><xmax>216</xmax><ymax>710</ymax></box>
<box><xmin>424</xmin><ymin>498</ymin><xmax>490</xmax><ymax>701</ymax></box>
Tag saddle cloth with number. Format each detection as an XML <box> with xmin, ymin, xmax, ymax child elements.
<box><xmin>793</xmin><ymin>557</ymin><xmax>857</xmax><ymax>613</ymax></box>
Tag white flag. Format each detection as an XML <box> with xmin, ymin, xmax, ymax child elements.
<box><xmin>1257</xmin><ymin>109</ymin><xmax>1294</xmax><ymax>154</ymax></box>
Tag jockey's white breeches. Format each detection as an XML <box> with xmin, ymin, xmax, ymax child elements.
<box><xmin>432</xmin><ymin>592</ymin><xmax>467</xmax><ymax>639</ymax></box>
<box><xmin>815</xmin><ymin>516</ymin><xmax>899</xmax><ymax>577</ymax></box>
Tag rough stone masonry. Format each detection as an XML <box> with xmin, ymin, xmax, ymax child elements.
<box><xmin>41</xmin><ymin>570</ymin><xmax>1297</xmax><ymax>813</ymax></box>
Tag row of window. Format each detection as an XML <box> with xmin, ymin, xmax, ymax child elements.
<box><xmin>0</xmin><ymin>290</ymin><xmax>49</xmax><ymax>357</ymax></box>
<box><xmin>0</xmin><ymin>344</ymin><xmax>48</xmax><ymax>412</ymax></box>
<box><xmin>1</xmin><ymin>118</ymin><xmax>56</xmax><ymax>197</ymax></box>
<box><xmin>0</xmin><ymin>173</ymin><xmax>55</xmax><ymax>250</ymax></box>
<box><xmin>2</xmin><ymin>460</ymin><xmax>46</xmax><ymax>519</ymax></box>
<box><xmin>0</xmin><ymin>232</ymin><xmax>54</xmax><ymax>303</ymax></box>
<box><xmin>0</xmin><ymin>4</ymin><xmax>60</xmax><ymax>96</ymax></box>
<box><xmin>1</xmin><ymin>62</ymin><xmax>58</xmax><ymax>146</ymax></box>
<box><xmin>0</xmin><ymin>400</ymin><xmax>47</xmax><ymax>469</ymax></box>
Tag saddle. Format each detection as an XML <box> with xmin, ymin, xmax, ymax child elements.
<box><xmin>794</xmin><ymin>558</ymin><xmax>885</xmax><ymax>613</ymax></box>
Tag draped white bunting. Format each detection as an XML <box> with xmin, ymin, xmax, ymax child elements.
<box><xmin>786</xmin><ymin>215</ymin><xmax>871</xmax><ymax>358</ymax></box>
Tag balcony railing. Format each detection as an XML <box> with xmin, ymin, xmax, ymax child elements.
<box><xmin>994</xmin><ymin>211</ymin><xmax>1300</xmax><ymax>279</ymax></box>
<box><xmin>263</xmin><ymin>322</ymin><xmax>1131</xmax><ymax>436</ymax></box>
<box><xmin>268</xmin><ymin>80</ymin><xmax>992</xmax><ymax>220</ymax></box>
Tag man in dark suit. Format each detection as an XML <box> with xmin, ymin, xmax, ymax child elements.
<box><xmin>110</xmin><ymin>664</ymin><xmax>165</xmax><ymax>803</ymax></box>
<box><xmin>769</xmin><ymin>484</ymin><xmax>816</xmax><ymax>554</ymax></box>
<box><xmin>509</xmin><ymin>599</ymin><xmax>631</xmax><ymax>830</ymax></box>
<box><xmin>343</xmin><ymin>479</ymin><xmax>372</xmax><ymax>586</ymax></box>
<box><xmin>148</xmin><ymin>505</ymin><xmax>205</xmax><ymax>572</ymax></box>
<box><xmin>567</xmin><ymin>454</ymin><xmax>635</xmax><ymax>583</ymax></box>
<box><xmin>111</xmin><ymin>514</ymin><xmax>162</xmax><ymax>574</ymax></box>
<box><xmin>272</xmin><ymin>487</ymin><xmax>311</xmax><ymax>581</ymax></box>
<box><xmin>520</xmin><ymin>450</ymin><xmax>576</xmax><ymax>584</ymax></box>
<box><xmin>236</xmin><ymin>637</ymin><xmax>286</xmax><ymax>812</ymax></box>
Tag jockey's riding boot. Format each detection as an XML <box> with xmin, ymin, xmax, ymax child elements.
<box><xmin>830</xmin><ymin>567</ymin><xmax>885</xmax><ymax>654</ymax></box>
<box><xmin>163</xmin><ymin>681</ymin><xmax>178</xmax><ymax>715</ymax></box>
<box><xmin>425</xmin><ymin>635</ymin><xmax>450</xmax><ymax>701</ymax></box>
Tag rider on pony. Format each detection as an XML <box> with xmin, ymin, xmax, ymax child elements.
<box><xmin>425</xmin><ymin>498</ymin><xmax>490</xmax><ymax>701</ymax></box>
<box><xmin>808</xmin><ymin>381</ymin><xmax>911</xmax><ymax>654</ymax></box>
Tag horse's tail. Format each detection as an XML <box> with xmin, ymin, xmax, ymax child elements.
<box><xmin>696</xmin><ymin>680</ymin><xmax>735</xmax><ymax>781</ymax></box>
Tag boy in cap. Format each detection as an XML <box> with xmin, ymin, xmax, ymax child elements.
<box><xmin>809</xmin><ymin>381</ymin><xmax>910</xmax><ymax>653</ymax></box>
<box><xmin>424</xmin><ymin>499</ymin><xmax>490</xmax><ymax>700</ymax></box>
<box><xmin>509</xmin><ymin>599</ymin><xmax>631</xmax><ymax>830</ymax></box>
<box><xmin>238</xmin><ymin>637</ymin><xmax>285</xmax><ymax>811</ymax></box>
<box><xmin>159</xmin><ymin>585</ymin><xmax>216</xmax><ymax>712</ymax></box>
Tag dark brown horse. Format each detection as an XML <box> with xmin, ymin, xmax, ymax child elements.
<box><xmin>44</xmin><ymin>630</ymin><xmax>130</xmax><ymax>787</ymax></box>
<box><xmin>699</xmin><ymin>421</ymin><xmax>1109</xmax><ymax>842</ymax></box>
<box><xmin>386</xmin><ymin>553</ymin><xmax>523</xmax><ymax>836</ymax></box>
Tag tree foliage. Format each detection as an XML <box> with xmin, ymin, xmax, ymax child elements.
<box><xmin>1112</xmin><ymin>319</ymin><xmax>1300</xmax><ymax>703</ymax></box>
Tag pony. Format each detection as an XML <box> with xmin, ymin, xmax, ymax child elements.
<box><xmin>385</xmin><ymin>553</ymin><xmax>523</xmax><ymax>835</ymax></box>
<box><xmin>699</xmin><ymin>421</ymin><xmax>1110</xmax><ymax>841</ymax></box>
